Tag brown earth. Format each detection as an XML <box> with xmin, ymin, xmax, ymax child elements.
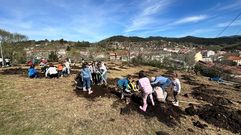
<box><xmin>0</xmin><ymin>62</ymin><xmax>240</xmax><ymax>135</ymax></box>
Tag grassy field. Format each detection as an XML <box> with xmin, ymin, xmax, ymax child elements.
<box><xmin>0</xmin><ymin>63</ymin><xmax>240</xmax><ymax>135</ymax></box>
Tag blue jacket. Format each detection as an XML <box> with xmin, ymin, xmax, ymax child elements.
<box><xmin>28</xmin><ymin>68</ymin><xmax>37</xmax><ymax>77</ymax></box>
<box><xmin>117</xmin><ymin>78</ymin><xmax>129</xmax><ymax>89</ymax></box>
<box><xmin>81</xmin><ymin>68</ymin><xmax>92</xmax><ymax>79</ymax></box>
<box><xmin>151</xmin><ymin>76</ymin><xmax>169</xmax><ymax>85</ymax></box>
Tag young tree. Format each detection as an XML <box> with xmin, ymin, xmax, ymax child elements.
<box><xmin>48</xmin><ymin>51</ymin><xmax>58</xmax><ymax>62</ymax></box>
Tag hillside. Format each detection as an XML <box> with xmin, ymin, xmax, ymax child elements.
<box><xmin>101</xmin><ymin>35</ymin><xmax>241</xmax><ymax>49</ymax></box>
<box><xmin>0</xmin><ymin>63</ymin><xmax>240</xmax><ymax>135</ymax></box>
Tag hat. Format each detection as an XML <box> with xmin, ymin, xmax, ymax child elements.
<box><xmin>150</xmin><ymin>77</ymin><xmax>155</xmax><ymax>82</ymax></box>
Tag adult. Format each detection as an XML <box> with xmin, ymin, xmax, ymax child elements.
<box><xmin>45</xmin><ymin>63</ymin><xmax>58</xmax><ymax>78</ymax></box>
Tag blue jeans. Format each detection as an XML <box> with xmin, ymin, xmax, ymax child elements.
<box><xmin>161</xmin><ymin>78</ymin><xmax>171</xmax><ymax>90</ymax></box>
<box><xmin>83</xmin><ymin>77</ymin><xmax>91</xmax><ymax>89</ymax></box>
<box><xmin>29</xmin><ymin>73</ymin><xmax>38</xmax><ymax>78</ymax></box>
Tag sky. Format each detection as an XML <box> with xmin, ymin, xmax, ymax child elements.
<box><xmin>0</xmin><ymin>0</ymin><xmax>241</xmax><ymax>42</ymax></box>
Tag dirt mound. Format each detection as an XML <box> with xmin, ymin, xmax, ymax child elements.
<box><xmin>192</xmin><ymin>87</ymin><xmax>231</xmax><ymax>105</ymax></box>
<box><xmin>1</xmin><ymin>68</ymin><xmax>27</xmax><ymax>75</ymax></box>
<box><xmin>119</xmin><ymin>94</ymin><xmax>186</xmax><ymax>127</ymax></box>
<box><xmin>193</xmin><ymin>121</ymin><xmax>208</xmax><ymax>129</ymax></box>
<box><xmin>74</xmin><ymin>85</ymin><xmax>116</xmax><ymax>100</ymax></box>
<box><xmin>156</xmin><ymin>131</ymin><xmax>170</xmax><ymax>135</ymax></box>
<box><xmin>185</xmin><ymin>104</ymin><xmax>197</xmax><ymax>116</ymax></box>
<box><xmin>181</xmin><ymin>74</ymin><xmax>200</xmax><ymax>86</ymax></box>
<box><xmin>198</xmin><ymin>105</ymin><xmax>241</xmax><ymax>134</ymax></box>
<box><xmin>185</xmin><ymin>104</ymin><xmax>241</xmax><ymax>134</ymax></box>
<box><xmin>0</xmin><ymin>68</ymin><xmax>45</xmax><ymax>78</ymax></box>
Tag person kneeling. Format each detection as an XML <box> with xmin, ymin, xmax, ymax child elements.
<box><xmin>116</xmin><ymin>75</ymin><xmax>132</xmax><ymax>103</ymax></box>
<box><xmin>28</xmin><ymin>65</ymin><xmax>38</xmax><ymax>78</ymax></box>
<box><xmin>45</xmin><ymin>64</ymin><xmax>58</xmax><ymax>78</ymax></box>
<box><xmin>153</xmin><ymin>86</ymin><xmax>167</xmax><ymax>103</ymax></box>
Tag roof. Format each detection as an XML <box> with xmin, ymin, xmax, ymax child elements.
<box><xmin>227</xmin><ymin>56</ymin><xmax>241</xmax><ymax>61</ymax></box>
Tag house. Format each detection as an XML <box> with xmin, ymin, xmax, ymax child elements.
<box><xmin>202</xmin><ymin>57</ymin><xmax>213</xmax><ymax>62</ymax></box>
<box><xmin>227</xmin><ymin>56</ymin><xmax>241</xmax><ymax>66</ymax></box>
<box><xmin>108</xmin><ymin>51</ymin><xmax>129</xmax><ymax>61</ymax></box>
<box><xmin>194</xmin><ymin>52</ymin><xmax>203</xmax><ymax>62</ymax></box>
<box><xmin>202</xmin><ymin>50</ymin><xmax>215</xmax><ymax>58</ymax></box>
<box><xmin>108</xmin><ymin>52</ymin><xmax>117</xmax><ymax>60</ymax></box>
<box><xmin>163</xmin><ymin>48</ymin><xmax>179</xmax><ymax>53</ymax></box>
<box><xmin>79</xmin><ymin>50</ymin><xmax>89</xmax><ymax>57</ymax></box>
<box><xmin>58</xmin><ymin>49</ymin><xmax>66</xmax><ymax>56</ymax></box>
<box><xmin>217</xmin><ymin>51</ymin><xmax>226</xmax><ymax>55</ymax></box>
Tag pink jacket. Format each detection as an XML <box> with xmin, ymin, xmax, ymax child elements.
<box><xmin>138</xmin><ymin>77</ymin><xmax>153</xmax><ymax>94</ymax></box>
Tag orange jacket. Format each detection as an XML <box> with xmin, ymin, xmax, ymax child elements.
<box><xmin>57</xmin><ymin>64</ymin><xmax>63</xmax><ymax>71</ymax></box>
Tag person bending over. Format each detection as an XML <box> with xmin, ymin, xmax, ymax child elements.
<box><xmin>138</xmin><ymin>71</ymin><xmax>155</xmax><ymax>112</ymax></box>
<box><xmin>45</xmin><ymin>63</ymin><xmax>58</xmax><ymax>78</ymax></box>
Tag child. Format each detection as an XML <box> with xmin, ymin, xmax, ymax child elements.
<box><xmin>81</xmin><ymin>63</ymin><xmax>93</xmax><ymax>94</ymax></box>
<box><xmin>116</xmin><ymin>75</ymin><xmax>132</xmax><ymax>100</ymax></box>
<box><xmin>171</xmin><ymin>73</ymin><xmax>181</xmax><ymax>106</ymax></box>
<box><xmin>99</xmin><ymin>62</ymin><xmax>108</xmax><ymax>85</ymax></box>
<box><xmin>138</xmin><ymin>71</ymin><xmax>155</xmax><ymax>112</ymax></box>
<box><xmin>64</xmin><ymin>59</ymin><xmax>71</xmax><ymax>75</ymax></box>
<box><xmin>45</xmin><ymin>63</ymin><xmax>58</xmax><ymax>78</ymax></box>
<box><xmin>129</xmin><ymin>80</ymin><xmax>138</xmax><ymax>92</ymax></box>
<box><xmin>57</xmin><ymin>62</ymin><xmax>63</xmax><ymax>77</ymax></box>
<box><xmin>28</xmin><ymin>64</ymin><xmax>38</xmax><ymax>78</ymax></box>
<box><xmin>153</xmin><ymin>86</ymin><xmax>167</xmax><ymax>103</ymax></box>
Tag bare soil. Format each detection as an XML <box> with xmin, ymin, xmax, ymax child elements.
<box><xmin>0</xmin><ymin>62</ymin><xmax>240</xmax><ymax>135</ymax></box>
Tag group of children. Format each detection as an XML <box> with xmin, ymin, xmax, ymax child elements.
<box><xmin>116</xmin><ymin>70</ymin><xmax>181</xmax><ymax>112</ymax></box>
<box><xmin>29</xmin><ymin>60</ymin><xmax>181</xmax><ymax>111</ymax></box>
<box><xmin>75</xmin><ymin>61</ymin><xmax>108</xmax><ymax>94</ymax></box>
<box><xmin>27</xmin><ymin>60</ymin><xmax>71</xmax><ymax>78</ymax></box>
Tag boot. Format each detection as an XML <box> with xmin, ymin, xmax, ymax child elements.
<box><xmin>88</xmin><ymin>88</ymin><xmax>93</xmax><ymax>94</ymax></box>
<box><xmin>139</xmin><ymin>104</ymin><xmax>147</xmax><ymax>112</ymax></box>
<box><xmin>121</xmin><ymin>93</ymin><xmax>124</xmax><ymax>99</ymax></box>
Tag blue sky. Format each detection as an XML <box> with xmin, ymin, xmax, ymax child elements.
<box><xmin>0</xmin><ymin>0</ymin><xmax>241</xmax><ymax>42</ymax></box>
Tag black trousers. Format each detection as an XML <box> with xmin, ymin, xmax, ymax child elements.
<box><xmin>48</xmin><ymin>73</ymin><xmax>58</xmax><ymax>78</ymax></box>
<box><xmin>92</xmin><ymin>73</ymin><xmax>97</xmax><ymax>84</ymax></box>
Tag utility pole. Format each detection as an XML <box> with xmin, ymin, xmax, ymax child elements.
<box><xmin>0</xmin><ymin>40</ymin><xmax>4</xmax><ymax>67</ymax></box>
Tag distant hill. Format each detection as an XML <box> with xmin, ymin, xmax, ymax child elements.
<box><xmin>101</xmin><ymin>35</ymin><xmax>241</xmax><ymax>47</ymax></box>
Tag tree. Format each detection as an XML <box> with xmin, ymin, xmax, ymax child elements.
<box><xmin>48</xmin><ymin>51</ymin><xmax>58</xmax><ymax>62</ymax></box>
<box><xmin>66</xmin><ymin>46</ymin><xmax>71</xmax><ymax>51</ymax></box>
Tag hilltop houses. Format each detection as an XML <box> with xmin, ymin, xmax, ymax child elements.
<box><xmin>227</xmin><ymin>56</ymin><xmax>241</xmax><ymax>66</ymax></box>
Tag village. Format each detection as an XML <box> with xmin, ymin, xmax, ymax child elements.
<box><xmin>11</xmin><ymin>38</ymin><xmax>240</xmax><ymax>85</ymax></box>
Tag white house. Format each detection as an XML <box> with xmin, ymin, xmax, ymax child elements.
<box><xmin>203</xmin><ymin>50</ymin><xmax>215</xmax><ymax>58</ymax></box>
<box><xmin>227</xmin><ymin>56</ymin><xmax>241</xmax><ymax>66</ymax></box>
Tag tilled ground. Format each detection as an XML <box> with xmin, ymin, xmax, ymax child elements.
<box><xmin>0</xmin><ymin>64</ymin><xmax>240</xmax><ymax>135</ymax></box>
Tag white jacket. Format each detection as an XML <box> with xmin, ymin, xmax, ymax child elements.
<box><xmin>172</xmin><ymin>78</ymin><xmax>181</xmax><ymax>93</ymax></box>
<box><xmin>45</xmin><ymin>67</ymin><xmax>58</xmax><ymax>76</ymax></box>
